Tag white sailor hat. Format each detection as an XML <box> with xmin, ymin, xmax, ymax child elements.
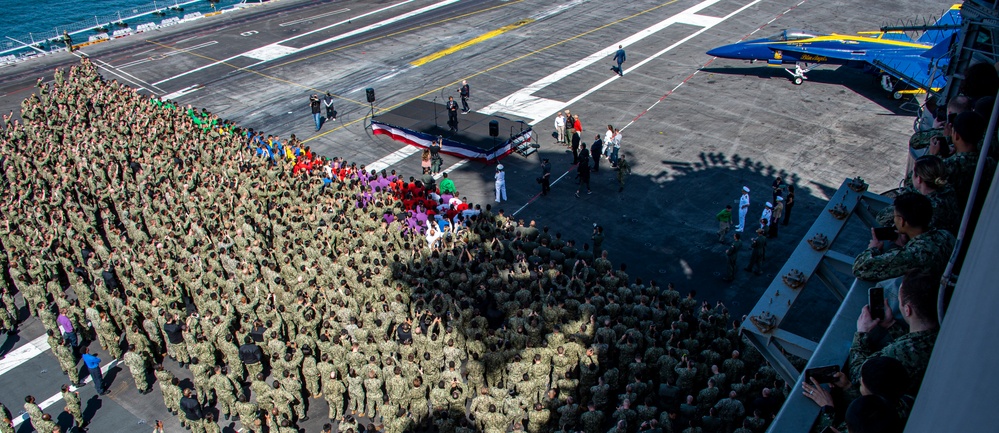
<box><xmin>743</xmin><ymin>186</ymin><xmax>750</xmax><ymax>192</ymax></box>
<box><xmin>765</xmin><ymin>202</ymin><xmax>773</xmax><ymax>208</ymax></box>
<box><xmin>497</xmin><ymin>164</ymin><xmax>504</xmax><ymax>170</ymax></box>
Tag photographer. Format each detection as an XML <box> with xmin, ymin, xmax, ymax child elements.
<box><xmin>309</xmin><ymin>94</ymin><xmax>322</xmax><ymax>131</ymax></box>
<box><xmin>591</xmin><ymin>225</ymin><xmax>604</xmax><ymax>254</ymax></box>
<box><xmin>852</xmin><ymin>192</ymin><xmax>954</xmax><ymax>281</ymax></box>
<box><xmin>801</xmin><ymin>356</ymin><xmax>911</xmax><ymax>432</ymax></box>
<box><xmin>848</xmin><ymin>269</ymin><xmax>939</xmax><ymax>396</ymax></box>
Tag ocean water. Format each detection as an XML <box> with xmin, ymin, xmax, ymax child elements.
<box><xmin>0</xmin><ymin>0</ymin><xmax>247</xmax><ymax>51</ymax></box>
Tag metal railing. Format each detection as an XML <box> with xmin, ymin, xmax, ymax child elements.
<box><xmin>735</xmin><ymin>177</ymin><xmax>895</xmax><ymax>432</ymax></box>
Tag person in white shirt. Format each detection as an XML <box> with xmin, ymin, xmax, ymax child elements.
<box><xmin>736</xmin><ymin>186</ymin><xmax>750</xmax><ymax>232</ymax></box>
<box><xmin>610</xmin><ymin>128</ymin><xmax>622</xmax><ymax>166</ymax></box>
<box><xmin>426</xmin><ymin>219</ymin><xmax>443</xmax><ymax>249</ymax></box>
<box><xmin>760</xmin><ymin>202</ymin><xmax>773</xmax><ymax>230</ymax></box>
<box><xmin>603</xmin><ymin>125</ymin><xmax>615</xmax><ymax>158</ymax></box>
<box><xmin>554</xmin><ymin>113</ymin><xmax>566</xmax><ymax>144</ymax></box>
<box><xmin>495</xmin><ymin>164</ymin><xmax>507</xmax><ymax>202</ymax></box>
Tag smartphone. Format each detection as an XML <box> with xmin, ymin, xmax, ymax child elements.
<box><xmin>804</xmin><ymin>365</ymin><xmax>840</xmax><ymax>384</ymax></box>
<box><xmin>873</xmin><ymin>226</ymin><xmax>898</xmax><ymax>241</ymax></box>
<box><xmin>869</xmin><ymin>287</ymin><xmax>884</xmax><ymax>321</ymax></box>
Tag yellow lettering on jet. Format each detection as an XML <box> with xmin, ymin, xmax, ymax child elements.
<box><xmin>800</xmin><ymin>54</ymin><xmax>828</xmax><ymax>62</ymax></box>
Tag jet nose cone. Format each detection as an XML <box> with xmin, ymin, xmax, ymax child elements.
<box><xmin>706</xmin><ymin>44</ymin><xmax>741</xmax><ymax>58</ymax></box>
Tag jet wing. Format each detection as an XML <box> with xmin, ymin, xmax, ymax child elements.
<box><xmin>872</xmin><ymin>34</ymin><xmax>953</xmax><ymax>92</ymax></box>
<box><xmin>773</xmin><ymin>44</ymin><xmax>946</xmax><ymax>90</ymax></box>
<box><xmin>870</xmin><ymin>53</ymin><xmax>948</xmax><ymax>91</ymax></box>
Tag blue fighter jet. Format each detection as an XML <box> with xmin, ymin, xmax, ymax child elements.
<box><xmin>706</xmin><ymin>5</ymin><xmax>961</xmax><ymax>97</ymax></box>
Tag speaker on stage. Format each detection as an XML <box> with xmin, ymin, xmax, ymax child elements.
<box><xmin>488</xmin><ymin>120</ymin><xmax>499</xmax><ymax>137</ymax></box>
<box><xmin>366</xmin><ymin>88</ymin><xmax>376</xmax><ymax>103</ymax></box>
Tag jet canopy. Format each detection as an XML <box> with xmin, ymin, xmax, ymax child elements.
<box><xmin>767</xmin><ymin>29</ymin><xmax>819</xmax><ymax>42</ymax></box>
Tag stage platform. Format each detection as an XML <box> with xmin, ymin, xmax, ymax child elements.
<box><xmin>371</xmin><ymin>99</ymin><xmax>534</xmax><ymax>162</ymax></box>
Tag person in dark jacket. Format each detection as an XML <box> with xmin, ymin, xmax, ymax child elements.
<box><xmin>613</xmin><ymin>45</ymin><xmax>626</xmax><ymax>75</ymax></box>
<box><xmin>310</xmin><ymin>94</ymin><xmax>322</xmax><ymax>130</ymax></box>
<box><xmin>180</xmin><ymin>388</ymin><xmax>204</xmax><ymax>431</ymax></box>
<box><xmin>323</xmin><ymin>92</ymin><xmax>336</xmax><ymax>121</ymax></box>
<box><xmin>447</xmin><ymin>96</ymin><xmax>459</xmax><ymax>132</ymax></box>
<box><xmin>590</xmin><ymin>135</ymin><xmax>603</xmax><ymax>172</ymax></box>
<box><xmin>239</xmin><ymin>336</ymin><xmax>265</xmax><ymax>380</ymax></box>
<box><xmin>576</xmin><ymin>152</ymin><xmax>591</xmax><ymax>197</ymax></box>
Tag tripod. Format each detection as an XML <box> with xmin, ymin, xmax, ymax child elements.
<box><xmin>365</xmin><ymin>101</ymin><xmax>375</xmax><ymax>130</ymax></box>
<box><xmin>433</xmin><ymin>96</ymin><xmax>439</xmax><ymax>128</ymax></box>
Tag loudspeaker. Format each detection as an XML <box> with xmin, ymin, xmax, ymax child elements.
<box><xmin>365</xmin><ymin>88</ymin><xmax>375</xmax><ymax>103</ymax></box>
<box><xmin>488</xmin><ymin>120</ymin><xmax>499</xmax><ymax>137</ymax></box>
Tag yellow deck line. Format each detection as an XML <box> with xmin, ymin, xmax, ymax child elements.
<box><xmin>410</xmin><ymin>19</ymin><xmax>534</xmax><ymax>67</ymax></box>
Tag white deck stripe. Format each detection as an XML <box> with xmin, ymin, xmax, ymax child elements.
<box><xmin>513</xmin><ymin>0</ymin><xmax>762</xmax><ymax>126</ymax></box>
<box><xmin>0</xmin><ymin>335</ymin><xmax>50</xmax><ymax>376</ymax></box>
<box><xmin>366</xmin><ymin>138</ymin><xmax>473</xmax><ymax>175</ymax></box>
<box><xmin>511</xmin><ymin>165</ymin><xmax>576</xmax><ymax>216</ymax></box>
<box><xmin>367</xmin><ymin>146</ymin><xmax>422</xmax><ymax>173</ymax></box>
<box><xmin>242</xmin><ymin>44</ymin><xmax>300</xmax><ymax>61</ymax></box>
<box><xmin>161</xmin><ymin>85</ymin><xmax>201</xmax><ymax>100</ymax></box>
<box><xmin>293</xmin><ymin>0</ymin><xmax>462</xmax><ymax>53</ymax></box>
<box><xmin>153</xmin><ymin>53</ymin><xmax>244</xmax><ymax>86</ymax></box>
<box><xmin>549</xmin><ymin>0</ymin><xmax>765</xmax><ymax>126</ymax></box>
<box><xmin>116</xmin><ymin>41</ymin><xmax>218</xmax><ymax>69</ymax></box>
<box><xmin>677</xmin><ymin>13</ymin><xmax>724</xmax><ymax>27</ymax></box>
<box><xmin>530</xmin><ymin>0</ymin><xmax>589</xmax><ymax>21</ymax></box>
<box><xmin>507</xmin><ymin>0</ymin><xmax>764</xmax><ymax>218</ymax></box>
<box><xmin>279</xmin><ymin>8</ymin><xmax>351</xmax><ymax>27</ymax></box>
<box><xmin>91</xmin><ymin>57</ymin><xmax>165</xmax><ymax>94</ymax></box>
<box><xmin>434</xmin><ymin>159</ymin><xmax>469</xmax><ymax>180</ymax></box>
<box><xmin>481</xmin><ymin>0</ymin><xmax>728</xmax><ymax>120</ymax></box>
<box><xmin>153</xmin><ymin>0</ymin><xmax>419</xmax><ymax>86</ymax></box>
<box><xmin>13</xmin><ymin>359</ymin><xmax>120</xmax><ymax>427</ymax></box>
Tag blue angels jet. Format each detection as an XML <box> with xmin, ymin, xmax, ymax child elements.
<box><xmin>706</xmin><ymin>5</ymin><xmax>961</xmax><ymax>97</ymax></box>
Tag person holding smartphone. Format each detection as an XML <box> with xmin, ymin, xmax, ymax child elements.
<box><xmin>802</xmin><ymin>356</ymin><xmax>910</xmax><ymax>433</ymax></box>
<box><xmin>852</xmin><ymin>192</ymin><xmax>955</xmax><ymax>282</ymax></box>
<box><xmin>799</xmin><ymin>271</ymin><xmax>939</xmax><ymax>431</ymax></box>
<box><xmin>849</xmin><ymin>270</ymin><xmax>940</xmax><ymax>396</ymax></box>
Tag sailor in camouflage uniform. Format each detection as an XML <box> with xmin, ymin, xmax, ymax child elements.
<box><xmin>853</xmin><ymin>193</ymin><xmax>955</xmax><ymax>281</ymax></box>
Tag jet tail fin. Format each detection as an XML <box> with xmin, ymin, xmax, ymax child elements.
<box><xmin>917</xmin><ymin>4</ymin><xmax>962</xmax><ymax>45</ymax></box>
<box><xmin>921</xmin><ymin>33</ymin><xmax>956</xmax><ymax>59</ymax></box>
